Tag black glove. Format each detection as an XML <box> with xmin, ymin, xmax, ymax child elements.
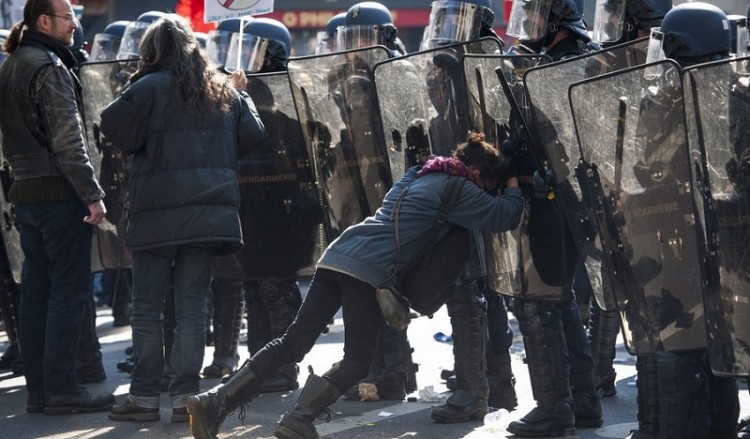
<box><xmin>532</xmin><ymin>169</ymin><xmax>556</xmax><ymax>199</ymax></box>
<box><xmin>500</xmin><ymin>137</ymin><xmax>523</xmax><ymax>159</ymax></box>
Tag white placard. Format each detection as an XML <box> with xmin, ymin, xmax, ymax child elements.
<box><xmin>204</xmin><ymin>0</ymin><xmax>274</xmax><ymax>23</ymax></box>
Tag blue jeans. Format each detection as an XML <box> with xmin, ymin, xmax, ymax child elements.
<box><xmin>15</xmin><ymin>200</ymin><xmax>93</xmax><ymax>395</ymax></box>
<box><xmin>248</xmin><ymin>268</ymin><xmax>382</xmax><ymax>394</ymax></box>
<box><xmin>129</xmin><ymin>245</ymin><xmax>213</xmax><ymax>408</ymax></box>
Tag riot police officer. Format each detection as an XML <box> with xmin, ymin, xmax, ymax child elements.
<box><xmin>315</xmin><ymin>12</ymin><xmax>346</xmax><ymax>55</ymax></box>
<box><xmin>502</xmin><ymin>0</ymin><xmax>604</xmax><ymax>435</ymax></box>
<box><xmin>624</xmin><ymin>3</ymin><xmax>739</xmax><ymax>437</ymax></box>
<box><xmin>116</xmin><ymin>10</ymin><xmax>166</xmax><ymax>61</ymax></box>
<box><xmin>207</xmin><ymin>18</ymin><xmax>305</xmax><ymax>394</ymax></box>
<box><xmin>205</xmin><ymin>18</ymin><xmax>243</xmax><ymax>70</ymax></box>
<box><xmin>90</xmin><ymin>21</ymin><xmax>129</xmax><ymax>62</ymax></box>
<box><xmin>586</xmin><ymin>0</ymin><xmax>671</xmax><ymax>400</ymax></box>
<box><xmin>335</xmin><ymin>1</ymin><xmax>405</xmax><ymax>57</ymax></box>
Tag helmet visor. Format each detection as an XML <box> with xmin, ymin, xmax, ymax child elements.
<box><xmin>506</xmin><ymin>0</ymin><xmax>552</xmax><ymax>42</ymax></box>
<box><xmin>90</xmin><ymin>33</ymin><xmax>122</xmax><ymax>62</ymax></box>
<box><xmin>736</xmin><ymin>17</ymin><xmax>749</xmax><ymax>57</ymax></box>
<box><xmin>206</xmin><ymin>30</ymin><xmax>236</xmax><ymax>68</ymax></box>
<box><xmin>315</xmin><ymin>30</ymin><xmax>335</xmax><ymax>55</ymax></box>
<box><xmin>422</xmin><ymin>1</ymin><xmax>485</xmax><ymax>50</ymax></box>
<box><xmin>116</xmin><ymin>21</ymin><xmax>149</xmax><ymax>61</ymax></box>
<box><xmin>225</xmin><ymin>33</ymin><xmax>270</xmax><ymax>73</ymax></box>
<box><xmin>645</xmin><ymin>27</ymin><xmax>665</xmax><ymax>79</ymax></box>
<box><xmin>335</xmin><ymin>25</ymin><xmax>387</xmax><ymax>51</ymax></box>
<box><xmin>592</xmin><ymin>0</ymin><xmax>626</xmax><ymax>43</ymax></box>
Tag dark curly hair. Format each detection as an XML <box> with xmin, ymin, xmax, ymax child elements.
<box><xmin>455</xmin><ymin>130</ymin><xmax>501</xmax><ymax>171</ymax></box>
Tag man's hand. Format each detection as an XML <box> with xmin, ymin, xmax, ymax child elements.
<box><xmin>84</xmin><ymin>200</ymin><xmax>107</xmax><ymax>225</ymax></box>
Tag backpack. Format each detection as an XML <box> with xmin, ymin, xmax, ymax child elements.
<box><xmin>376</xmin><ymin>176</ymin><xmax>470</xmax><ymax>330</ymax></box>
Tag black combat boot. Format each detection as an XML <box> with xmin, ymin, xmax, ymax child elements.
<box><xmin>590</xmin><ymin>307</ymin><xmax>620</xmax><ymax>397</ymax></box>
<box><xmin>569</xmin><ymin>372</ymin><xmax>603</xmax><ymax>428</ymax></box>
<box><xmin>506</xmin><ymin>301</ymin><xmax>575</xmax><ymax>437</ymax></box>
<box><xmin>258</xmin><ymin>280</ymin><xmax>301</xmax><ymax>392</ymax></box>
<box><xmin>202</xmin><ymin>279</ymin><xmax>244</xmax><ymax>378</ymax></box>
<box><xmin>431</xmin><ymin>289</ymin><xmax>489</xmax><ymax>423</ymax></box>
<box><xmin>625</xmin><ymin>355</ymin><xmax>659</xmax><ymax>439</ymax></box>
<box><xmin>656</xmin><ymin>351</ymin><xmax>711</xmax><ymax>439</ymax></box>
<box><xmin>486</xmin><ymin>353</ymin><xmax>517</xmax><ymax>410</ymax></box>
<box><xmin>186</xmin><ymin>363</ymin><xmax>262</xmax><ymax>439</ymax></box>
<box><xmin>274</xmin><ymin>374</ymin><xmax>340</xmax><ymax>439</ymax></box>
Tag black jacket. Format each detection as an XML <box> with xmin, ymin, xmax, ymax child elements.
<box><xmin>100</xmin><ymin>70</ymin><xmax>265</xmax><ymax>252</ymax></box>
<box><xmin>0</xmin><ymin>34</ymin><xmax>104</xmax><ymax>204</ymax></box>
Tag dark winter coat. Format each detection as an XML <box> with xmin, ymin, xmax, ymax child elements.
<box><xmin>100</xmin><ymin>70</ymin><xmax>265</xmax><ymax>252</ymax></box>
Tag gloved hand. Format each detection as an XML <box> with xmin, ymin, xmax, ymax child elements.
<box><xmin>532</xmin><ymin>168</ymin><xmax>556</xmax><ymax>200</ymax></box>
<box><xmin>500</xmin><ymin>137</ymin><xmax>523</xmax><ymax>159</ymax></box>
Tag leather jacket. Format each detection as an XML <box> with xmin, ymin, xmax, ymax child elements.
<box><xmin>0</xmin><ymin>44</ymin><xmax>104</xmax><ymax>204</ymax></box>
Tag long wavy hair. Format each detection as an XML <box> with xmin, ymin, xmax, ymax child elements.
<box><xmin>136</xmin><ymin>14</ymin><xmax>234</xmax><ymax>114</ymax></box>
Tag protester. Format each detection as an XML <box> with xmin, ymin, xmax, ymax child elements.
<box><xmin>0</xmin><ymin>0</ymin><xmax>113</xmax><ymax>415</ymax></box>
<box><xmin>187</xmin><ymin>131</ymin><xmax>523</xmax><ymax>439</ymax></box>
<box><xmin>99</xmin><ymin>14</ymin><xmax>265</xmax><ymax>423</ymax></box>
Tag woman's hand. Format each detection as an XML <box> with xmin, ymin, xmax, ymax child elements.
<box><xmin>506</xmin><ymin>176</ymin><xmax>519</xmax><ymax>188</ymax></box>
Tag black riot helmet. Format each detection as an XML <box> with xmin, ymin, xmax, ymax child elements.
<box><xmin>316</xmin><ymin>12</ymin><xmax>347</xmax><ymax>54</ymax></box>
<box><xmin>592</xmin><ymin>0</ymin><xmax>671</xmax><ymax>45</ymax></box>
<box><xmin>507</xmin><ymin>0</ymin><xmax>590</xmax><ymax>46</ymax></box>
<box><xmin>117</xmin><ymin>11</ymin><xmax>167</xmax><ymax>60</ymax></box>
<box><xmin>421</xmin><ymin>0</ymin><xmax>498</xmax><ymax>50</ymax></box>
<box><xmin>225</xmin><ymin>18</ymin><xmax>291</xmax><ymax>74</ymax></box>
<box><xmin>90</xmin><ymin>20</ymin><xmax>129</xmax><ymax>62</ymax></box>
<box><xmin>194</xmin><ymin>32</ymin><xmax>208</xmax><ymax>49</ymax></box>
<box><xmin>336</xmin><ymin>2</ymin><xmax>401</xmax><ymax>54</ymax></box>
<box><xmin>647</xmin><ymin>2</ymin><xmax>731</xmax><ymax>67</ymax></box>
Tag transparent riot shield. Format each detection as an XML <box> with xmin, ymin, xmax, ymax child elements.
<box><xmin>288</xmin><ymin>46</ymin><xmax>392</xmax><ymax>240</ymax></box>
<box><xmin>570</xmin><ymin>60</ymin><xmax>707</xmax><ymax>355</ymax></box>
<box><xmin>461</xmin><ymin>53</ymin><xmax>555</xmax><ymax>300</ymax></box>
<box><xmin>373</xmin><ymin>37</ymin><xmax>503</xmax><ymax>179</ymax></box>
<box><xmin>0</xmin><ymin>132</ymin><xmax>22</xmax><ymax>284</ymax></box>
<box><xmin>79</xmin><ymin>59</ymin><xmax>139</xmax><ymax>269</ymax></box>
<box><xmin>217</xmin><ymin>72</ymin><xmax>326</xmax><ymax>281</ymax></box>
<box><xmin>521</xmin><ymin>37</ymin><xmax>650</xmax><ymax>311</ymax></box>
<box><xmin>683</xmin><ymin>56</ymin><xmax>750</xmax><ymax>375</ymax></box>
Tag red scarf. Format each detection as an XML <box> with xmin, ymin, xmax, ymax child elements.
<box><xmin>417</xmin><ymin>156</ymin><xmax>479</xmax><ymax>185</ymax></box>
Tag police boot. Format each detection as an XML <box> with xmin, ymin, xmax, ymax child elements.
<box><xmin>274</xmin><ymin>374</ymin><xmax>340</xmax><ymax>439</ymax></box>
<box><xmin>259</xmin><ymin>280</ymin><xmax>301</xmax><ymax>392</ymax></box>
<box><xmin>402</xmin><ymin>333</ymin><xmax>418</xmax><ymax>394</ymax></box>
<box><xmin>203</xmin><ymin>279</ymin><xmax>244</xmax><ymax>379</ymax></box>
<box><xmin>590</xmin><ymin>307</ymin><xmax>619</xmax><ymax>397</ymax></box>
<box><xmin>186</xmin><ymin>362</ymin><xmax>262</xmax><ymax>439</ymax></box>
<box><xmin>486</xmin><ymin>353</ymin><xmax>517</xmax><ymax>410</ymax></box>
<box><xmin>507</xmin><ymin>301</ymin><xmax>575</xmax><ymax>437</ymax></box>
<box><xmin>431</xmin><ymin>291</ymin><xmax>488</xmax><ymax>423</ymax></box>
<box><xmin>708</xmin><ymin>373</ymin><xmax>738</xmax><ymax>439</ymax></box>
<box><xmin>625</xmin><ymin>355</ymin><xmax>659</xmax><ymax>439</ymax></box>
<box><xmin>111</xmin><ymin>269</ymin><xmax>132</xmax><ymax>327</ymax></box>
<box><xmin>656</xmin><ymin>351</ymin><xmax>710</xmax><ymax>439</ymax></box>
<box><xmin>570</xmin><ymin>372</ymin><xmax>603</xmax><ymax>428</ymax></box>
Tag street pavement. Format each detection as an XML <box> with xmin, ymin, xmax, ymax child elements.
<box><xmin>1</xmin><ymin>295</ymin><xmax>748</xmax><ymax>439</ymax></box>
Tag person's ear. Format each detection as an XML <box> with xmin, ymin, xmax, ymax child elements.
<box><xmin>471</xmin><ymin>168</ymin><xmax>481</xmax><ymax>181</ymax></box>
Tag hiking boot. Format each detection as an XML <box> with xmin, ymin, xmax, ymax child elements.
<box><xmin>108</xmin><ymin>399</ymin><xmax>160</xmax><ymax>422</ymax></box>
<box><xmin>44</xmin><ymin>387</ymin><xmax>115</xmax><ymax>415</ymax></box>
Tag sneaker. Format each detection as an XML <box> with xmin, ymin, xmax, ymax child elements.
<box><xmin>108</xmin><ymin>399</ymin><xmax>160</xmax><ymax>422</ymax></box>
<box><xmin>171</xmin><ymin>407</ymin><xmax>189</xmax><ymax>423</ymax></box>
<box><xmin>44</xmin><ymin>387</ymin><xmax>115</xmax><ymax>415</ymax></box>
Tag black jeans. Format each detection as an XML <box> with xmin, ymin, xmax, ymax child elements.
<box><xmin>247</xmin><ymin>268</ymin><xmax>382</xmax><ymax>394</ymax></box>
<box><xmin>15</xmin><ymin>200</ymin><xmax>93</xmax><ymax>395</ymax></box>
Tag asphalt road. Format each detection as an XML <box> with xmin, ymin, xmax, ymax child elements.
<box><xmin>1</xmin><ymin>297</ymin><xmax>748</xmax><ymax>439</ymax></box>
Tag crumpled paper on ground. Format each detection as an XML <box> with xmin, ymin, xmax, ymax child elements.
<box><xmin>418</xmin><ymin>385</ymin><xmax>444</xmax><ymax>402</ymax></box>
<box><xmin>358</xmin><ymin>382</ymin><xmax>379</xmax><ymax>401</ymax></box>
